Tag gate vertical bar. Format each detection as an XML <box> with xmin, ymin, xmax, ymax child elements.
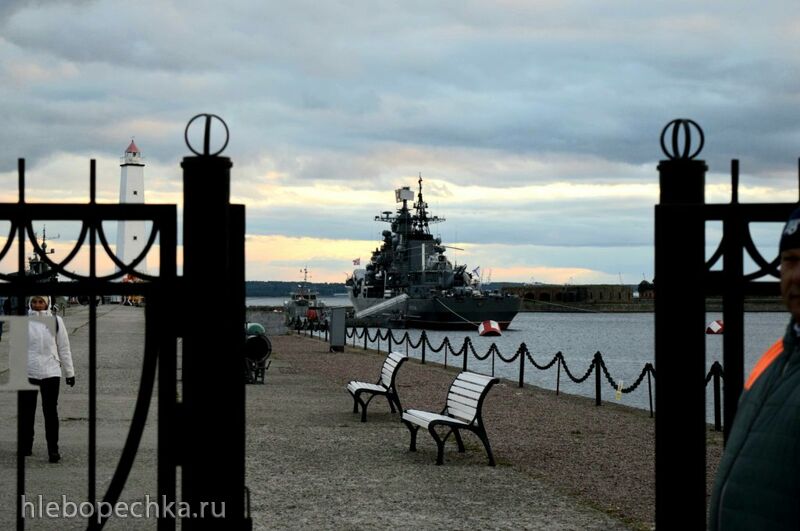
<box><xmin>158</xmin><ymin>213</ymin><xmax>178</xmax><ymax>531</ymax></box>
<box><xmin>15</xmin><ymin>158</ymin><xmax>25</xmax><ymax>531</ymax></box>
<box><xmin>721</xmin><ymin>160</ymin><xmax>744</xmax><ymax>442</ymax></box>
<box><xmin>88</xmin><ymin>159</ymin><xmax>98</xmax><ymax>513</ymax></box>
<box><xmin>229</xmin><ymin>204</ymin><xmax>248</xmax><ymax>524</ymax></box>
<box><xmin>181</xmin><ymin>115</ymin><xmax>245</xmax><ymax>527</ymax></box>
<box><xmin>655</xmin><ymin>119</ymin><xmax>707</xmax><ymax>527</ymax></box>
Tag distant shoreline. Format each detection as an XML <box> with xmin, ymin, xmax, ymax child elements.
<box><xmin>520</xmin><ymin>298</ymin><xmax>785</xmax><ymax>313</ymax></box>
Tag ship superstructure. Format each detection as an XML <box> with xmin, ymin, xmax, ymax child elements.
<box><xmin>346</xmin><ymin>177</ymin><xmax>519</xmax><ymax>330</ymax></box>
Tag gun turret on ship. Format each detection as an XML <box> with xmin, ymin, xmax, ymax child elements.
<box><xmin>345</xmin><ymin>177</ymin><xmax>519</xmax><ymax>330</ymax></box>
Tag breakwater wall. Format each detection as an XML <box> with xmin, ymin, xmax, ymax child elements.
<box><xmin>245</xmin><ymin>308</ymin><xmax>287</xmax><ymax>335</ymax></box>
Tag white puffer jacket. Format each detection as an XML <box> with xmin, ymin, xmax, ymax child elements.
<box><xmin>27</xmin><ymin>309</ymin><xmax>74</xmax><ymax>379</ymax></box>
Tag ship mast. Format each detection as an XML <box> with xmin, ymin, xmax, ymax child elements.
<box><xmin>413</xmin><ymin>174</ymin><xmax>442</xmax><ymax>235</ymax></box>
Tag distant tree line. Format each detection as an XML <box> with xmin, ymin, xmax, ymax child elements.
<box><xmin>246</xmin><ymin>281</ymin><xmax>347</xmax><ymax>297</ymax></box>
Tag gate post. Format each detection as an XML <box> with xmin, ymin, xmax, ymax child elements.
<box><xmin>180</xmin><ymin>115</ymin><xmax>247</xmax><ymax>527</ymax></box>
<box><xmin>655</xmin><ymin>119</ymin><xmax>707</xmax><ymax>527</ymax></box>
<box><xmin>721</xmin><ymin>159</ymin><xmax>744</xmax><ymax>441</ymax></box>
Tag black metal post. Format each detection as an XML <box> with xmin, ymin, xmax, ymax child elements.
<box><xmin>421</xmin><ymin>331</ymin><xmax>426</xmax><ymax>364</ymax></box>
<box><xmin>713</xmin><ymin>364</ymin><xmax>722</xmax><ymax>432</ymax></box>
<box><xmin>518</xmin><ymin>346</ymin><xmax>525</xmax><ymax>388</ymax></box>
<box><xmin>655</xmin><ymin>120</ymin><xmax>707</xmax><ymax>527</ymax></box>
<box><xmin>556</xmin><ymin>354</ymin><xmax>561</xmax><ymax>395</ymax></box>
<box><xmin>181</xmin><ymin>124</ymin><xmax>246</xmax><ymax>527</ymax></box>
<box><xmin>721</xmin><ymin>160</ymin><xmax>744</xmax><ymax>441</ymax></box>
<box><xmin>647</xmin><ymin>367</ymin><xmax>654</xmax><ymax>418</ymax></box>
<box><xmin>462</xmin><ymin>338</ymin><xmax>469</xmax><ymax>371</ymax></box>
<box><xmin>594</xmin><ymin>352</ymin><xmax>602</xmax><ymax>406</ymax></box>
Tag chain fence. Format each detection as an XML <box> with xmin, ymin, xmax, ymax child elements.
<box><xmin>292</xmin><ymin>321</ymin><xmax>726</xmax><ymax>431</ymax></box>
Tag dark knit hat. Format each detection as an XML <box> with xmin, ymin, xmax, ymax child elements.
<box><xmin>780</xmin><ymin>206</ymin><xmax>800</xmax><ymax>252</ymax></box>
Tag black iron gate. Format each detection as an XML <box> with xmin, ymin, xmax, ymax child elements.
<box><xmin>654</xmin><ymin>118</ymin><xmax>794</xmax><ymax>527</ymax></box>
<box><xmin>1</xmin><ymin>114</ymin><xmax>247</xmax><ymax>529</ymax></box>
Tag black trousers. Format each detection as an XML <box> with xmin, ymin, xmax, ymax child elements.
<box><xmin>20</xmin><ymin>377</ymin><xmax>60</xmax><ymax>454</ymax></box>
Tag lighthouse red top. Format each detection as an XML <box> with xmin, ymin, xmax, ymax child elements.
<box><xmin>125</xmin><ymin>140</ymin><xmax>140</xmax><ymax>154</ymax></box>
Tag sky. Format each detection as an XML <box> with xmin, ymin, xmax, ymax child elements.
<box><xmin>0</xmin><ymin>0</ymin><xmax>798</xmax><ymax>284</ymax></box>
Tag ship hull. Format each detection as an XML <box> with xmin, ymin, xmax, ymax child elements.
<box><xmin>347</xmin><ymin>288</ymin><xmax>519</xmax><ymax>330</ymax></box>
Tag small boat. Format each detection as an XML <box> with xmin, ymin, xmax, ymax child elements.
<box><xmin>284</xmin><ymin>267</ymin><xmax>328</xmax><ymax>327</ymax></box>
<box><xmin>478</xmin><ymin>320</ymin><xmax>502</xmax><ymax>337</ymax></box>
<box><xmin>706</xmin><ymin>320</ymin><xmax>724</xmax><ymax>335</ymax></box>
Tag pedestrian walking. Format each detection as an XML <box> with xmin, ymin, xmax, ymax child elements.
<box><xmin>19</xmin><ymin>295</ymin><xmax>75</xmax><ymax>463</ymax></box>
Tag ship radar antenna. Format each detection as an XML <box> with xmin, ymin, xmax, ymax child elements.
<box><xmin>29</xmin><ymin>224</ymin><xmax>60</xmax><ymax>276</ymax></box>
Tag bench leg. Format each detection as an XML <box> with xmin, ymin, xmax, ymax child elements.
<box><xmin>387</xmin><ymin>394</ymin><xmax>397</xmax><ymax>414</ymax></box>
<box><xmin>403</xmin><ymin>421</ymin><xmax>419</xmax><ymax>452</ymax></box>
<box><xmin>351</xmin><ymin>393</ymin><xmax>370</xmax><ymax>422</ymax></box>
<box><xmin>428</xmin><ymin>426</ymin><xmax>445</xmax><ymax>465</ymax></box>
<box><xmin>477</xmin><ymin>429</ymin><xmax>496</xmax><ymax>467</ymax></box>
<box><xmin>359</xmin><ymin>395</ymin><xmax>371</xmax><ymax>422</ymax></box>
<box><xmin>453</xmin><ymin>429</ymin><xmax>465</xmax><ymax>453</ymax></box>
<box><xmin>389</xmin><ymin>392</ymin><xmax>402</xmax><ymax>414</ymax></box>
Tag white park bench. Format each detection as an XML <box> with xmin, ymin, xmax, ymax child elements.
<box><xmin>346</xmin><ymin>351</ymin><xmax>409</xmax><ymax>422</ymax></box>
<box><xmin>401</xmin><ymin>371</ymin><xmax>499</xmax><ymax>466</ymax></box>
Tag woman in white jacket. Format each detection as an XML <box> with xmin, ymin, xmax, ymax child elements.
<box><xmin>20</xmin><ymin>295</ymin><xmax>74</xmax><ymax>463</ymax></box>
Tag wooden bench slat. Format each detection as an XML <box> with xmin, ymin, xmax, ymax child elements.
<box><xmin>402</xmin><ymin>409</ymin><xmax>469</xmax><ymax>427</ymax></box>
<box><xmin>452</xmin><ymin>380</ymin><xmax>489</xmax><ymax>395</ymax></box>
<box><xmin>347</xmin><ymin>382</ymin><xmax>386</xmax><ymax>393</ymax></box>
<box><xmin>385</xmin><ymin>357</ymin><xmax>398</xmax><ymax>369</ymax></box>
<box><xmin>448</xmin><ymin>394</ymin><xmax>478</xmax><ymax>411</ymax></box>
<box><xmin>447</xmin><ymin>404</ymin><xmax>477</xmax><ymax>422</ymax></box>
<box><xmin>449</xmin><ymin>386</ymin><xmax>482</xmax><ymax>402</ymax></box>
<box><xmin>456</xmin><ymin>372</ymin><xmax>494</xmax><ymax>386</ymax></box>
<box><xmin>388</xmin><ymin>352</ymin><xmax>405</xmax><ymax>363</ymax></box>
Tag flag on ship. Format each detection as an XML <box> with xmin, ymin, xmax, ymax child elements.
<box><xmin>353</xmin><ymin>258</ymin><xmax>360</xmax><ymax>266</ymax></box>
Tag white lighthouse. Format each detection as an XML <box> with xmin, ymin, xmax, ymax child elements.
<box><xmin>116</xmin><ymin>140</ymin><xmax>147</xmax><ymax>273</ymax></box>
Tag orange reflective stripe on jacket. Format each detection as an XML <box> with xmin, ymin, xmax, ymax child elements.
<box><xmin>744</xmin><ymin>339</ymin><xmax>784</xmax><ymax>391</ymax></box>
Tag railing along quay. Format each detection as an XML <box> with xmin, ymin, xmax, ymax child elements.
<box><xmin>292</xmin><ymin>322</ymin><xmax>728</xmax><ymax>432</ymax></box>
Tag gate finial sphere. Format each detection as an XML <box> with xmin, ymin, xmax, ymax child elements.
<box><xmin>660</xmin><ymin>119</ymin><xmax>704</xmax><ymax>160</ymax></box>
<box><xmin>185</xmin><ymin>114</ymin><xmax>229</xmax><ymax>156</ymax></box>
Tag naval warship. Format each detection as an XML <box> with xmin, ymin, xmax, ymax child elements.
<box><xmin>345</xmin><ymin>178</ymin><xmax>519</xmax><ymax>330</ymax></box>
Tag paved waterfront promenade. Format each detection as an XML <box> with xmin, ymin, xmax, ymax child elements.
<box><xmin>1</xmin><ymin>306</ymin><xmax>648</xmax><ymax>529</ymax></box>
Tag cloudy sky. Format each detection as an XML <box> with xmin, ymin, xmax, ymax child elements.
<box><xmin>0</xmin><ymin>0</ymin><xmax>797</xmax><ymax>283</ymax></box>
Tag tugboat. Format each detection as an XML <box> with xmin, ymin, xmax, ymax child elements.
<box><xmin>346</xmin><ymin>177</ymin><xmax>519</xmax><ymax>330</ymax></box>
<box><xmin>283</xmin><ymin>267</ymin><xmax>328</xmax><ymax>327</ymax></box>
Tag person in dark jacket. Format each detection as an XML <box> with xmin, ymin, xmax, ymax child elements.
<box><xmin>708</xmin><ymin>207</ymin><xmax>800</xmax><ymax>530</ymax></box>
